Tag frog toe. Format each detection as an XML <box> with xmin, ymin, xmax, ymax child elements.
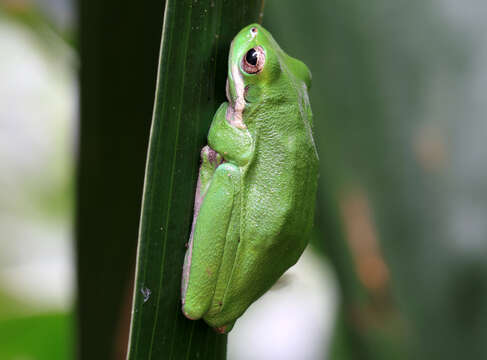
<box><xmin>213</xmin><ymin>320</ymin><xmax>235</xmax><ymax>334</ymax></box>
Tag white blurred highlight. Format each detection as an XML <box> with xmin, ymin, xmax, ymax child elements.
<box><xmin>228</xmin><ymin>248</ymin><xmax>338</xmax><ymax>360</ymax></box>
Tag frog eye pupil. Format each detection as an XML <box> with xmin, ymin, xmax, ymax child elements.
<box><xmin>245</xmin><ymin>49</ymin><xmax>258</xmax><ymax>66</ymax></box>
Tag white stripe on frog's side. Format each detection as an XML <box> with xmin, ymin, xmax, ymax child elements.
<box><xmin>225</xmin><ymin>27</ymin><xmax>258</xmax><ymax>130</ymax></box>
<box><xmin>225</xmin><ymin>60</ymin><xmax>247</xmax><ymax>130</ymax></box>
<box><xmin>228</xmin><ymin>63</ymin><xmax>246</xmax><ymax>129</ymax></box>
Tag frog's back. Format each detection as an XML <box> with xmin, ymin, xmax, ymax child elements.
<box><xmin>242</xmin><ymin>93</ymin><xmax>318</xmax><ymax>247</ymax></box>
<box><xmin>213</xmin><ymin>94</ymin><xmax>317</xmax><ymax>327</ymax></box>
<box><xmin>222</xmin><ymin>88</ymin><xmax>318</xmax><ymax>321</ymax></box>
<box><xmin>240</xmin><ymin>37</ymin><xmax>318</xmax><ymax>240</ymax></box>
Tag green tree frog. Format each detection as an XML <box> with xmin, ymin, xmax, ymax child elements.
<box><xmin>181</xmin><ymin>23</ymin><xmax>318</xmax><ymax>334</ymax></box>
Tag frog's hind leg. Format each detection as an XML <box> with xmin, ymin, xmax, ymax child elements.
<box><xmin>181</xmin><ymin>146</ymin><xmax>222</xmax><ymax>299</ymax></box>
<box><xmin>182</xmin><ymin>161</ymin><xmax>241</xmax><ymax>321</ymax></box>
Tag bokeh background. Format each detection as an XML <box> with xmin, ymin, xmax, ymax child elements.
<box><xmin>1</xmin><ymin>0</ymin><xmax>487</xmax><ymax>359</ymax></box>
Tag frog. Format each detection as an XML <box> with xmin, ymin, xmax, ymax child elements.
<box><xmin>181</xmin><ymin>23</ymin><xmax>318</xmax><ymax>334</ymax></box>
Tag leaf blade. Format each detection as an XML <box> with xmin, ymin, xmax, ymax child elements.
<box><xmin>127</xmin><ymin>1</ymin><xmax>263</xmax><ymax>359</ymax></box>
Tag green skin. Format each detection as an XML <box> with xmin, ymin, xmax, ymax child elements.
<box><xmin>181</xmin><ymin>24</ymin><xmax>318</xmax><ymax>334</ymax></box>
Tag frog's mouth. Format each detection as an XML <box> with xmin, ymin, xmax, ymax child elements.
<box><xmin>225</xmin><ymin>63</ymin><xmax>247</xmax><ymax>130</ymax></box>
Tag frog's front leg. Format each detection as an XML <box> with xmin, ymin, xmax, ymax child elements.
<box><xmin>181</xmin><ymin>161</ymin><xmax>241</xmax><ymax>324</ymax></box>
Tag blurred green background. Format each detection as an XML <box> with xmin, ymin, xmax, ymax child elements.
<box><xmin>1</xmin><ymin>0</ymin><xmax>487</xmax><ymax>359</ymax></box>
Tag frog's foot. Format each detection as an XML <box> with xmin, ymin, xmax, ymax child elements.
<box><xmin>202</xmin><ymin>145</ymin><xmax>224</xmax><ymax>169</ymax></box>
<box><xmin>194</xmin><ymin>146</ymin><xmax>223</xmax><ymax>211</ymax></box>
<box><xmin>213</xmin><ymin>320</ymin><xmax>235</xmax><ymax>334</ymax></box>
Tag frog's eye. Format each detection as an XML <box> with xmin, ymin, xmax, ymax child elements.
<box><xmin>241</xmin><ymin>46</ymin><xmax>265</xmax><ymax>74</ymax></box>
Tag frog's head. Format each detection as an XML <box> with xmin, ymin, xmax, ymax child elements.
<box><xmin>226</xmin><ymin>23</ymin><xmax>311</xmax><ymax>129</ymax></box>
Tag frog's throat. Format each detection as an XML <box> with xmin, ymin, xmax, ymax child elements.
<box><xmin>225</xmin><ymin>63</ymin><xmax>246</xmax><ymax>129</ymax></box>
